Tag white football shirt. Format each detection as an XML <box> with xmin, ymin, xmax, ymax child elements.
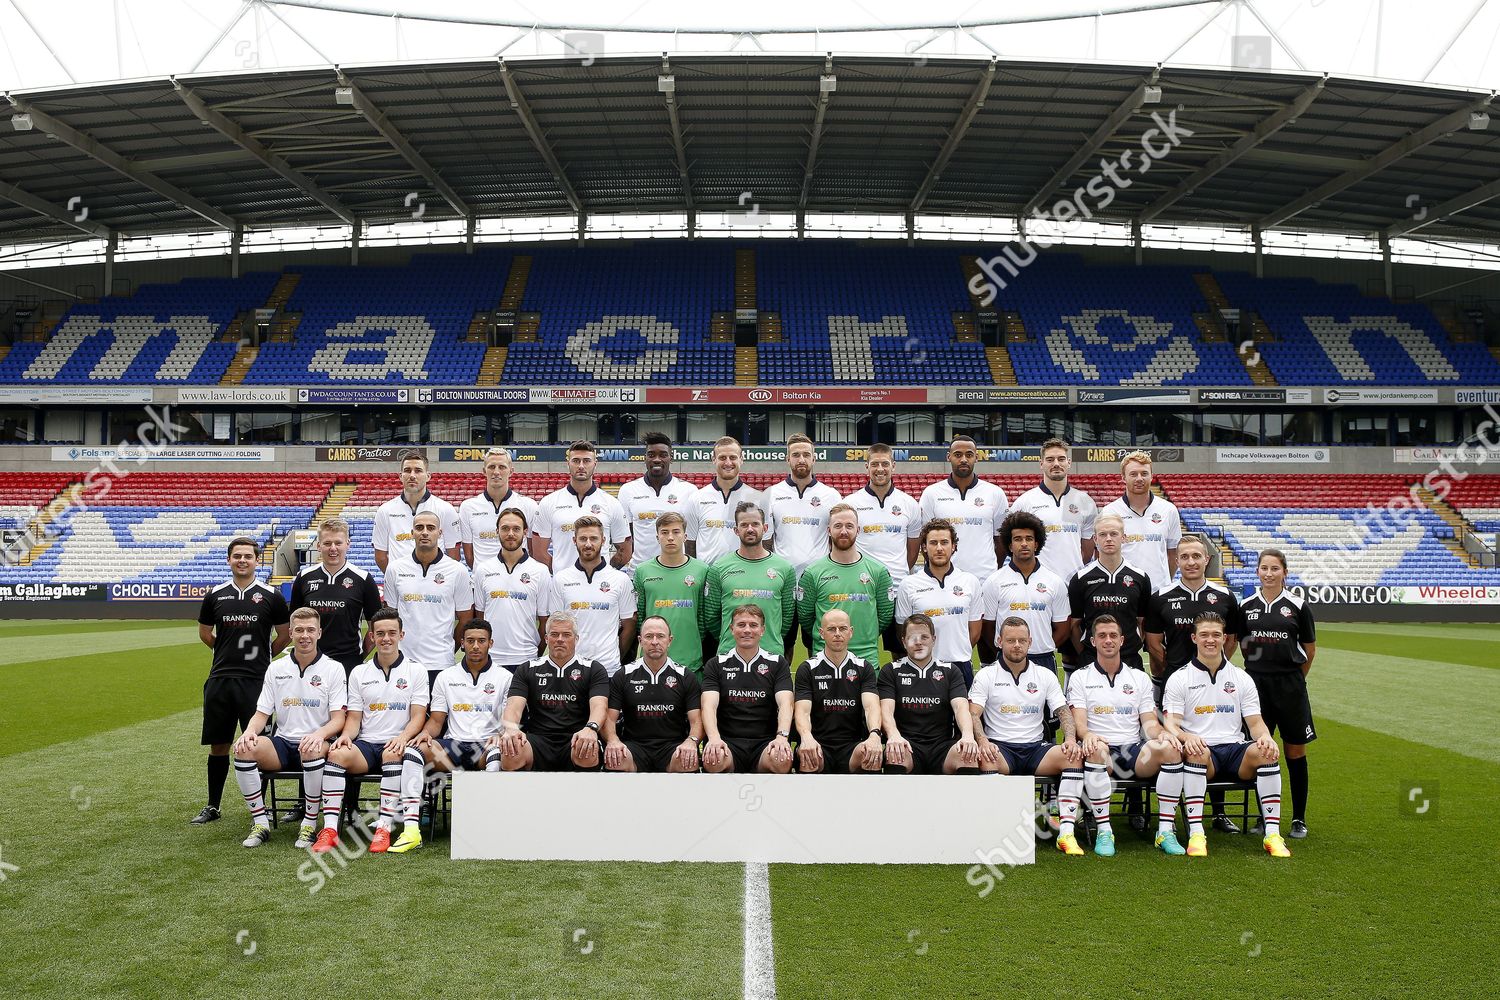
<box><xmin>381</xmin><ymin>552</ymin><xmax>473</xmax><ymax>670</ymax></box>
<box><xmin>894</xmin><ymin>566</ymin><xmax>982</xmax><ymax>664</ymax></box>
<box><xmin>256</xmin><ymin>651</ymin><xmax>348</xmax><ymax>740</ymax></box>
<box><xmin>549</xmin><ymin>560</ymin><xmax>636</xmax><ymax>675</ymax></box>
<box><xmin>1065</xmin><ymin>662</ymin><xmax>1154</xmax><ymax>745</ymax></box>
<box><xmin>533</xmin><ymin>483</ymin><xmax>631</xmax><ymax>570</ymax></box>
<box><xmin>616</xmin><ymin>475</ymin><xmax>700</xmax><ymax>571</ymax></box>
<box><xmin>842</xmin><ymin>484</ymin><xmax>921</xmax><ymax>584</ymax></box>
<box><xmin>471</xmin><ymin>552</ymin><xmax>554</xmax><ymax>665</ymax></box>
<box><xmin>689</xmin><ymin>480</ymin><xmax>763</xmax><ymax>566</ymax></box>
<box><xmin>458</xmin><ymin>489</ymin><xmax>540</xmax><ymax>565</ymax></box>
<box><xmin>764</xmin><ymin>476</ymin><xmax>844</xmax><ymax>577</ymax></box>
<box><xmin>979</xmin><ymin>560</ymin><xmax>1070</xmax><ymax>655</ymax></box>
<box><xmin>1164</xmin><ymin>659</ymin><xmax>1263</xmax><ymax>746</ymax></box>
<box><xmin>918</xmin><ymin>476</ymin><xmax>1010</xmax><ymax>579</ymax></box>
<box><xmin>347</xmin><ymin>652</ymin><xmax>431</xmax><ymax>743</ymax></box>
<box><xmin>969</xmin><ymin>660</ymin><xmax>1064</xmax><ymax>744</ymax></box>
<box><xmin>430</xmin><ymin>661</ymin><xmax>514</xmax><ymax>742</ymax></box>
<box><xmin>1010</xmin><ymin>482</ymin><xmax>1098</xmax><ymax>582</ymax></box>
<box><xmin>372</xmin><ymin>491</ymin><xmax>462</xmax><ymax>563</ymax></box>
<box><xmin>1102</xmin><ymin>493</ymin><xmax>1182</xmax><ymax>593</ymax></box>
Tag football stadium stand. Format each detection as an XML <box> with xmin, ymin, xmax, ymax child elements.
<box><xmin>6</xmin><ymin>471</ymin><xmax>1499</xmax><ymax>595</ymax></box>
<box><xmin>6</xmin><ymin>245</ymin><xmax>1496</xmax><ymax>388</ymax></box>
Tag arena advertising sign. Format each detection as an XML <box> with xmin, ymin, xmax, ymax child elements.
<box><xmin>1455</xmin><ymin>389</ymin><xmax>1500</xmax><ymax>405</ymax></box>
<box><xmin>316</xmin><ymin>446</ymin><xmax>425</xmax><ymax>462</ymax></box>
<box><xmin>1076</xmin><ymin>388</ymin><xmax>1191</xmax><ymax>406</ymax></box>
<box><xmin>529</xmin><ymin>387</ymin><xmax>639</xmax><ymax>403</ymax></box>
<box><xmin>1070</xmin><ymin>446</ymin><xmax>1184</xmax><ymax>464</ymax></box>
<box><xmin>1323</xmin><ymin>387</ymin><xmax>1439</xmax><ymax>404</ymax></box>
<box><xmin>1393</xmin><ymin>447</ymin><xmax>1448</xmax><ymax>464</ymax></box>
<box><xmin>108</xmin><ymin>582</ymin><xmax>217</xmax><ymax>601</ymax></box>
<box><xmin>1216</xmin><ymin>447</ymin><xmax>1329</xmax><ymax>464</ymax></box>
<box><xmin>1197</xmin><ymin>388</ymin><xmax>1313</xmax><ymax>405</ymax></box>
<box><xmin>953</xmin><ymin>388</ymin><xmax>1070</xmax><ymax>404</ymax></box>
<box><xmin>50</xmin><ymin>446</ymin><xmax>274</xmax><ymax>463</ymax></box>
<box><xmin>177</xmin><ymin>387</ymin><xmax>291</xmax><ymax>404</ymax></box>
<box><xmin>297</xmin><ymin>387</ymin><xmax>410</xmax><ymax>404</ymax></box>
<box><xmin>1258</xmin><ymin>584</ymin><xmax>1500</xmax><ymax>606</ymax></box>
<box><xmin>0</xmin><ymin>582</ymin><xmax>107</xmax><ymax>603</ymax></box>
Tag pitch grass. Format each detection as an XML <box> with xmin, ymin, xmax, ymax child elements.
<box><xmin>1</xmin><ymin>619</ymin><xmax>1495</xmax><ymax>998</ymax></box>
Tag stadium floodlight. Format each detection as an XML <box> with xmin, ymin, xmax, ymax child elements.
<box><xmin>1469</xmin><ymin>111</ymin><xmax>1490</xmax><ymax>130</ymax></box>
<box><xmin>334</xmin><ymin>86</ymin><xmax>354</xmax><ymax>106</ymax></box>
<box><xmin>1142</xmin><ymin>85</ymin><xmax>1162</xmax><ymax>104</ymax></box>
<box><xmin>10</xmin><ymin>113</ymin><xmax>33</xmax><ymax>131</ymax></box>
<box><xmin>657</xmin><ymin>74</ymin><xmax>675</xmax><ymax>94</ymax></box>
<box><xmin>819</xmin><ymin>74</ymin><xmax>837</xmax><ymax>94</ymax></box>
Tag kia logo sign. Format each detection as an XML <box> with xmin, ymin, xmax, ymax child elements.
<box><xmin>749</xmin><ymin>388</ymin><xmax>773</xmax><ymax>402</ymax></box>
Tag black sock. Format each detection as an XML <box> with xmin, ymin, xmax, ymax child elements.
<box><xmin>1286</xmin><ymin>755</ymin><xmax>1308</xmax><ymax>821</ymax></box>
<box><xmin>1210</xmin><ymin>788</ymin><xmax>1228</xmax><ymax>814</ymax></box>
<box><xmin>207</xmin><ymin>753</ymin><xmax>230</xmax><ymax>809</ymax></box>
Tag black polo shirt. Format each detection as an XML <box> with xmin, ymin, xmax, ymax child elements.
<box><xmin>794</xmin><ymin>651</ymin><xmax>877</xmax><ymax>744</ymax></box>
<box><xmin>1145</xmin><ymin>580</ymin><xmax>1245</xmax><ymax>674</ymax></box>
<box><xmin>1067</xmin><ymin>559</ymin><xmax>1151</xmax><ymax>665</ymax></box>
<box><xmin>702</xmin><ymin>649</ymin><xmax>792</xmax><ymax>740</ymax></box>
<box><xmin>197</xmin><ymin>579</ymin><xmax>290</xmax><ymax>679</ymax></box>
<box><xmin>289</xmin><ymin>562</ymin><xmax>382</xmax><ymax>667</ymax></box>
<box><xmin>877</xmin><ymin>657</ymin><xmax>967</xmax><ymax>744</ymax></box>
<box><xmin>1238</xmin><ymin>589</ymin><xmax>1316</xmax><ymax>675</ymax></box>
<box><xmin>609</xmin><ymin>659</ymin><xmax>701</xmax><ymax>744</ymax></box>
<box><xmin>508</xmin><ymin>655</ymin><xmax>611</xmax><ymax>741</ymax></box>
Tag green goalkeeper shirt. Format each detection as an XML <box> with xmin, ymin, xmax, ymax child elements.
<box><xmin>634</xmin><ymin>556</ymin><xmax>710</xmax><ymax>671</ymax></box>
<box><xmin>797</xmin><ymin>553</ymin><xmax>894</xmax><ymax>665</ymax></box>
<box><xmin>702</xmin><ymin>550</ymin><xmax>798</xmax><ymax>656</ymax></box>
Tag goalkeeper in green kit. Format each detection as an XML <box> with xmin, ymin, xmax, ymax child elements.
<box><xmin>633</xmin><ymin>511</ymin><xmax>711</xmax><ymax>675</ymax></box>
<box><xmin>702</xmin><ymin>502</ymin><xmax>798</xmax><ymax>657</ymax></box>
<box><xmin>798</xmin><ymin>503</ymin><xmax>894</xmax><ymax>666</ymax></box>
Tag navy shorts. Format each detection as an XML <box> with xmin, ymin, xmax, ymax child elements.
<box><xmin>1107</xmin><ymin>741</ymin><xmax>1146</xmax><ymax>779</ymax></box>
<box><xmin>997</xmin><ymin>740</ymin><xmax>1052</xmax><ymax>776</ymax></box>
<box><xmin>269</xmin><ymin>734</ymin><xmax>302</xmax><ymax>772</ymax></box>
<box><xmin>1208</xmin><ymin>741</ymin><xmax>1251</xmax><ymax>780</ymax></box>
<box><xmin>353</xmin><ymin>738</ymin><xmax>386</xmax><ymax>772</ymax></box>
<box><xmin>437</xmin><ymin>738</ymin><xmax>490</xmax><ymax>771</ymax></box>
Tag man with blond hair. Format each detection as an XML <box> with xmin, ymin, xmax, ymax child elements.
<box><xmin>688</xmin><ymin>436</ymin><xmax>763</xmax><ymax>566</ymax></box>
<box><xmin>1101</xmin><ymin>450</ymin><xmax>1180</xmax><ymax>592</ymax></box>
<box><xmin>290</xmin><ymin>516</ymin><xmax>381</xmax><ymax>669</ymax></box>
<box><xmin>459</xmin><ymin>446</ymin><xmax>539</xmax><ymax>567</ymax></box>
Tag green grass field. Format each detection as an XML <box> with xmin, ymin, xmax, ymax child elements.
<box><xmin>2</xmin><ymin>617</ymin><xmax>1495</xmax><ymax>998</ymax></box>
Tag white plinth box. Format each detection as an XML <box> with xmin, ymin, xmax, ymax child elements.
<box><xmin>451</xmin><ymin>773</ymin><xmax>1036</xmax><ymax>865</ymax></box>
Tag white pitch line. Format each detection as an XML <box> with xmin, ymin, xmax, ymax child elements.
<box><xmin>743</xmin><ymin>861</ymin><xmax>776</xmax><ymax>1000</ymax></box>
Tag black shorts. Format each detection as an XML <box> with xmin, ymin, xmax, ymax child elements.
<box><xmin>624</xmin><ymin>739</ymin><xmax>690</xmax><ymax>773</ymax></box>
<box><xmin>529</xmin><ymin>733</ymin><xmax>600</xmax><ymax>772</ymax></box>
<box><xmin>725</xmin><ymin>736</ymin><xmax>774</xmax><ymax>773</ymax></box>
<box><xmin>202</xmin><ymin>675</ymin><xmax>262</xmax><ymax>745</ymax></box>
<box><xmin>1250</xmin><ymin>671</ymin><xmax>1317</xmax><ymax>745</ymax></box>
<box><xmin>909</xmin><ymin>737</ymin><xmax>957</xmax><ymax>775</ymax></box>
<box><xmin>328</xmin><ymin>650</ymin><xmax>367</xmax><ymax>671</ymax></box>
<box><xmin>805</xmin><ymin>739</ymin><xmax>860</xmax><ymax>774</ymax></box>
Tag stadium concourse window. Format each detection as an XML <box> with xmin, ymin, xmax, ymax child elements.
<box><xmin>557</xmin><ymin>410</ymin><xmax>602</xmax><ymax>444</ymax></box>
<box><xmin>40</xmin><ymin>410</ymin><xmax>83</xmax><ymax>443</ymax></box>
<box><xmin>506</xmin><ymin>411</ymin><xmax>549</xmax><ymax>444</ymax></box>
<box><xmin>1203</xmin><ymin>411</ymin><xmax>1260</xmax><ymax>446</ymax></box>
<box><xmin>1071</xmin><ymin>410</ymin><xmax>1132</xmax><ymax>447</ymax></box>
<box><xmin>1339</xmin><ymin>410</ymin><xmax>1390</xmax><ymax>445</ymax></box>
<box><xmin>944</xmin><ymin>411</ymin><xmax>1002</xmax><ymax>446</ymax></box>
<box><xmin>814</xmin><ymin>410</ymin><xmax>868</xmax><ymax>444</ymax></box>
<box><xmin>106</xmin><ymin>407</ymin><xmax>215</xmax><ymax>444</ymax></box>
<box><xmin>363</xmin><ymin>409</ymin><xmax>419</xmax><ymax>444</ymax></box>
<box><xmin>740</xmin><ymin>409</ymin><xmax>807</xmax><ymax>446</ymax></box>
<box><xmin>0</xmin><ymin>408</ymin><xmax>33</xmax><ymax>443</ymax></box>
<box><xmin>298</xmin><ymin>411</ymin><xmax>351</xmax><ymax>444</ymax></box>
<box><xmin>236</xmin><ymin>410</ymin><xmax>294</xmax><ymax>444</ymax></box>
<box><xmin>879</xmin><ymin>410</ymin><xmax>939</xmax><ymax>443</ymax></box>
<box><xmin>1264</xmin><ymin>411</ymin><xmax>1325</xmax><ymax>445</ymax></box>
<box><xmin>1004</xmin><ymin>411</ymin><xmax>1069</xmax><ymax>446</ymax></box>
<box><xmin>686</xmin><ymin>409</ymin><xmax>727</xmax><ymax>443</ymax></box>
<box><xmin>1394</xmin><ymin>412</ymin><xmax>1439</xmax><ymax>445</ymax></box>
<box><xmin>1135</xmin><ymin>411</ymin><xmax>1195</xmax><ymax>446</ymax></box>
<box><xmin>428</xmin><ymin>409</ymin><xmax>485</xmax><ymax>444</ymax></box>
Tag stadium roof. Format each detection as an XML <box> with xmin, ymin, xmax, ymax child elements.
<box><xmin>4</xmin><ymin>52</ymin><xmax>1500</xmax><ymax>252</ymax></box>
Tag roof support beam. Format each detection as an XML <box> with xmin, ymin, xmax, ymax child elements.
<box><xmin>4</xmin><ymin>94</ymin><xmax>236</xmax><ymax>231</ymax></box>
<box><xmin>172</xmin><ymin>79</ymin><xmax>359</xmax><ymax>226</ymax></box>
<box><xmin>0</xmin><ymin>178</ymin><xmax>112</xmax><ymax>238</ymax></box>
<box><xmin>337</xmin><ymin>75</ymin><xmax>472</xmax><ymax>219</ymax></box>
<box><xmin>1258</xmin><ymin>95</ymin><xmax>1496</xmax><ymax>229</ymax></box>
<box><xmin>910</xmin><ymin>57</ymin><xmax>995</xmax><ymax>214</ymax></box>
<box><xmin>1385</xmin><ymin>175</ymin><xmax>1500</xmax><ymax>239</ymax></box>
<box><xmin>1021</xmin><ymin>68</ymin><xmax>1159</xmax><ymax>218</ymax></box>
<box><xmin>659</xmin><ymin>57</ymin><xmax>694</xmax><ymax>218</ymax></box>
<box><xmin>499</xmin><ymin>59</ymin><xmax>582</xmax><ymax>215</ymax></box>
<box><xmin>1137</xmin><ymin>76</ymin><xmax>1326</xmax><ymax>224</ymax></box>
<box><xmin>799</xmin><ymin>55</ymin><xmax>835</xmax><ymax>214</ymax></box>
